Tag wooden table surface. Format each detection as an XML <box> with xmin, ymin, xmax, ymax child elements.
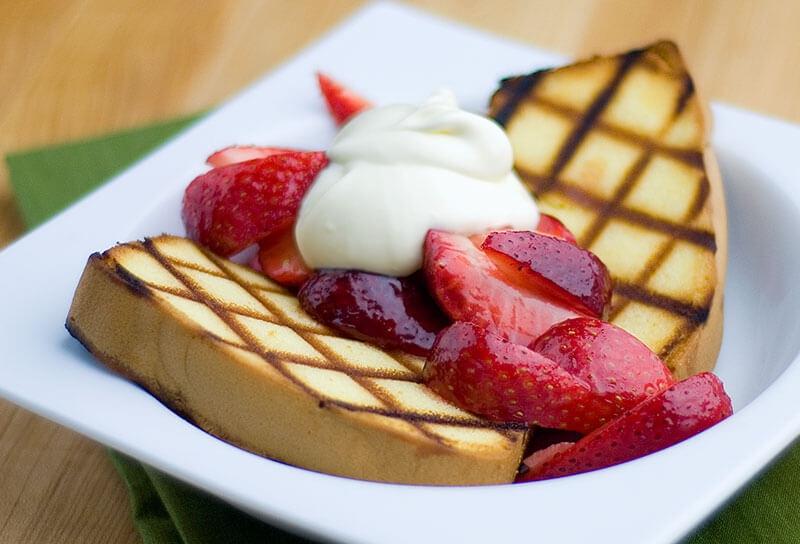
<box><xmin>2</xmin><ymin>1</ymin><xmax>799</xmax><ymax>541</ymax></box>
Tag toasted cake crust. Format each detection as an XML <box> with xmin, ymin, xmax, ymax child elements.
<box><xmin>67</xmin><ymin>236</ymin><xmax>526</xmax><ymax>485</ymax></box>
<box><xmin>490</xmin><ymin>41</ymin><xmax>726</xmax><ymax>378</ymax></box>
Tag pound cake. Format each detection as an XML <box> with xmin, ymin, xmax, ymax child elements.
<box><xmin>67</xmin><ymin>236</ymin><xmax>526</xmax><ymax>484</ymax></box>
<box><xmin>490</xmin><ymin>41</ymin><xmax>726</xmax><ymax>378</ymax></box>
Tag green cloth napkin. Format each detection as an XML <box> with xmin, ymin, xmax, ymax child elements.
<box><xmin>5</xmin><ymin>119</ymin><xmax>800</xmax><ymax>543</ymax></box>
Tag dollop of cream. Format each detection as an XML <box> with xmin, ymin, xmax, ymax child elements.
<box><xmin>295</xmin><ymin>90</ymin><xmax>539</xmax><ymax>276</ymax></box>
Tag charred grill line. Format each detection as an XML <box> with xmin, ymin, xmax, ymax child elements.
<box><xmin>492</xmin><ymin>71</ymin><xmax>544</xmax><ymax>127</ymax></box>
<box><xmin>536</xmin><ymin>49</ymin><xmax>644</xmax><ymax>196</ymax></box>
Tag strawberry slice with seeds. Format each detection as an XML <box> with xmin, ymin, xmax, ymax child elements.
<box><xmin>316</xmin><ymin>72</ymin><xmax>372</xmax><ymax>126</ymax></box>
<box><xmin>182</xmin><ymin>151</ymin><xmax>328</xmax><ymax>256</ymax></box>
<box><xmin>207</xmin><ymin>145</ymin><xmax>299</xmax><ymax>168</ymax></box>
<box><xmin>533</xmin><ymin>317</ymin><xmax>675</xmax><ymax>412</ymax></box>
<box><xmin>482</xmin><ymin>230</ymin><xmax>612</xmax><ymax>317</ymax></box>
<box><xmin>423</xmin><ymin>322</ymin><xmax>619</xmax><ymax>431</ymax></box>
<box><xmin>423</xmin><ymin>230</ymin><xmax>579</xmax><ymax>347</ymax></box>
<box><xmin>517</xmin><ymin>372</ymin><xmax>733</xmax><ymax>481</ymax></box>
<box><xmin>535</xmin><ymin>213</ymin><xmax>577</xmax><ymax>245</ymax></box>
<box><xmin>257</xmin><ymin>228</ymin><xmax>311</xmax><ymax>288</ymax></box>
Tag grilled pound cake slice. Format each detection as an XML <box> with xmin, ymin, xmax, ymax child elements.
<box><xmin>67</xmin><ymin>235</ymin><xmax>526</xmax><ymax>485</ymax></box>
<box><xmin>490</xmin><ymin>41</ymin><xmax>726</xmax><ymax>379</ymax></box>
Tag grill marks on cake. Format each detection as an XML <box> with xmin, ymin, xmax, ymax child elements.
<box><xmin>130</xmin><ymin>239</ymin><xmax>521</xmax><ymax>447</ymax></box>
<box><xmin>547</xmin><ymin>49</ymin><xmax>643</xmax><ymax>195</ymax></box>
<box><xmin>516</xmin><ymin>171</ymin><xmax>716</xmax><ymax>251</ymax></box>
<box><xmin>674</xmin><ymin>75</ymin><xmax>695</xmax><ymax>118</ymax></box>
<box><xmin>579</xmin><ymin>152</ymin><xmax>652</xmax><ymax>248</ymax></box>
<box><xmin>613</xmin><ymin>282</ymin><xmax>710</xmax><ymax>324</ymax></box>
<box><xmin>493</xmin><ymin>72</ymin><xmax>543</xmax><ymax>127</ymax></box>
<box><xmin>491</xmin><ymin>48</ymin><xmax>715</xmax><ymax>364</ymax></box>
<box><xmin>525</xmin><ymin>96</ymin><xmax>705</xmax><ymax>169</ymax></box>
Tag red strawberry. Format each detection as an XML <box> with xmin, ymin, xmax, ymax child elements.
<box><xmin>182</xmin><ymin>151</ymin><xmax>328</xmax><ymax>256</ymax></box>
<box><xmin>517</xmin><ymin>372</ymin><xmax>733</xmax><ymax>482</ymax></box>
<box><xmin>424</xmin><ymin>322</ymin><xmax>619</xmax><ymax>431</ymax></box>
<box><xmin>299</xmin><ymin>270</ymin><xmax>448</xmax><ymax>356</ymax></box>
<box><xmin>316</xmin><ymin>72</ymin><xmax>372</xmax><ymax>126</ymax></box>
<box><xmin>257</xmin><ymin>228</ymin><xmax>311</xmax><ymax>288</ymax></box>
<box><xmin>207</xmin><ymin>146</ymin><xmax>298</xmax><ymax>168</ymax></box>
<box><xmin>423</xmin><ymin>230</ymin><xmax>579</xmax><ymax>346</ymax></box>
<box><xmin>533</xmin><ymin>318</ymin><xmax>674</xmax><ymax>412</ymax></box>
<box><xmin>536</xmin><ymin>213</ymin><xmax>577</xmax><ymax>245</ymax></box>
<box><xmin>520</xmin><ymin>442</ymin><xmax>575</xmax><ymax>475</ymax></box>
<box><xmin>482</xmin><ymin>230</ymin><xmax>612</xmax><ymax>317</ymax></box>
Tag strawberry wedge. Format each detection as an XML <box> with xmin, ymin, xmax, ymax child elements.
<box><xmin>207</xmin><ymin>145</ymin><xmax>299</xmax><ymax>168</ymax></box>
<box><xmin>182</xmin><ymin>151</ymin><xmax>328</xmax><ymax>256</ymax></box>
<box><xmin>424</xmin><ymin>320</ymin><xmax>674</xmax><ymax>432</ymax></box>
<box><xmin>424</xmin><ymin>230</ymin><xmax>578</xmax><ymax>346</ymax></box>
<box><xmin>299</xmin><ymin>270</ymin><xmax>448</xmax><ymax>356</ymax></box>
<box><xmin>482</xmin><ymin>230</ymin><xmax>612</xmax><ymax>318</ymax></box>
<box><xmin>533</xmin><ymin>317</ymin><xmax>674</xmax><ymax>412</ymax></box>
<box><xmin>317</xmin><ymin>72</ymin><xmax>372</xmax><ymax>125</ymax></box>
<box><xmin>424</xmin><ymin>322</ymin><xmax>620</xmax><ymax>431</ymax></box>
<box><xmin>535</xmin><ymin>213</ymin><xmax>578</xmax><ymax>245</ymax></box>
<box><xmin>517</xmin><ymin>372</ymin><xmax>733</xmax><ymax>482</ymax></box>
<box><xmin>257</xmin><ymin>229</ymin><xmax>312</xmax><ymax>288</ymax></box>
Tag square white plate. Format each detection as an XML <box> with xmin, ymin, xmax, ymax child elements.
<box><xmin>3</xmin><ymin>3</ymin><xmax>800</xmax><ymax>543</ymax></box>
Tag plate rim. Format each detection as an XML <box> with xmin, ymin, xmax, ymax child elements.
<box><xmin>2</xmin><ymin>2</ymin><xmax>800</xmax><ymax>543</ymax></box>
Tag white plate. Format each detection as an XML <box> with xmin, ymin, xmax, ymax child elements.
<box><xmin>2</xmin><ymin>3</ymin><xmax>800</xmax><ymax>543</ymax></box>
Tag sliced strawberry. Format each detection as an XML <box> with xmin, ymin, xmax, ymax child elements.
<box><xmin>482</xmin><ymin>230</ymin><xmax>612</xmax><ymax>317</ymax></box>
<box><xmin>247</xmin><ymin>250</ymin><xmax>263</xmax><ymax>272</ymax></box>
<box><xmin>535</xmin><ymin>213</ymin><xmax>577</xmax><ymax>245</ymax></box>
<box><xmin>423</xmin><ymin>230</ymin><xmax>579</xmax><ymax>346</ymax></box>
<box><xmin>423</xmin><ymin>322</ymin><xmax>619</xmax><ymax>431</ymax></box>
<box><xmin>519</xmin><ymin>442</ymin><xmax>575</xmax><ymax>476</ymax></box>
<box><xmin>207</xmin><ymin>145</ymin><xmax>298</xmax><ymax>168</ymax></box>
<box><xmin>533</xmin><ymin>318</ymin><xmax>674</xmax><ymax>412</ymax></box>
<box><xmin>257</xmin><ymin>229</ymin><xmax>311</xmax><ymax>288</ymax></box>
<box><xmin>316</xmin><ymin>72</ymin><xmax>372</xmax><ymax>126</ymax></box>
<box><xmin>299</xmin><ymin>270</ymin><xmax>448</xmax><ymax>356</ymax></box>
<box><xmin>517</xmin><ymin>372</ymin><xmax>733</xmax><ymax>482</ymax></box>
<box><xmin>182</xmin><ymin>151</ymin><xmax>328</xmax><ymax>256</ymax></box>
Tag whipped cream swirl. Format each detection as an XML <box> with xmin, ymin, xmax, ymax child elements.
<box><xmin>295</xmin><ymin>90</ymin><xmax>539</xmax><ymax>276</ymax></box>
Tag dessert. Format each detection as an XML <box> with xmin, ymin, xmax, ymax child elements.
<box><xmin>67</xmin><ymin>235</ymin><xmax>526</xmax><ymax>484</ymax></box>
<box><xmin>67</xmin><ymin>44</ymin><xmax>732</xmax><ymax>486</ymax></box>
<box><xmin>490</xmin><ymin>41</ymin><xmax>725</xmax><ymax>379</ymax></box>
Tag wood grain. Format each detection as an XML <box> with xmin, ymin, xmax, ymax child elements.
<box><xmin>1</xmin><ymin>1</ymin><xmax>798</xmax><ymax>541</ymax></box>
